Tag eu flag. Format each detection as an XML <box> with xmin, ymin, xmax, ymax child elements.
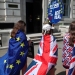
<box><xmin>48</xmin><ymin>0</ymin><xmax>64</xmax><ymax>24</ymax></box>
<box><xmin>0</xmin><ymin>30</ymin><xmax>29</xmax><ymax>75</ymax></box>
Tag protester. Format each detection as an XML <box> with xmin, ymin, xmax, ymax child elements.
<box><xmin>24</xmin><ymin>24</ymin><xmax>58</xmax><ymax>75</ymax></box>
<box><xmin>0</xmin><ymin>20</ymin><xmax>29</xmax><ymax>75</ymax></box>
<box><xmin>68</xmin><ymin>43</ymin><xmax>75</xmax><ymax>75</ymax></box>
<box><xmin>62</xmin><ymin>21</ymin><xmax>75</xmax><ymax>75</ymax></box>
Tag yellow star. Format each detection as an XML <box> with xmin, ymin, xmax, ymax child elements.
<box><xmin>59</xmin><ymin>2</ymin><xmax>61</xmax><ymax>4</ymax></box>
<box><xmin>60</xmin><ymin>5</ymin><xmax>62</xmax><ymax>7</ymax></box>
<box><xmin>10</xmin><ymin>36</ymin><xmax>12</xmax><ymax>39</ymax></box>
<box><xmin>9</xmin><ymin>64</ymin><xmax>14</xmax><ymax>69</ymax></box>
<box><xmin>61</xmin><ymin>8</ymin><xmax>62</xmax><ymax>10</ymax></box>
<box><xmin>4</xmin><ymin>60</ymin><xmax>7</xmax><ymax>63</ymax></box>
<box><xmin>61</xmin><ymin>11</ymin><xmax>63</xmax><ymax>13</ymax></box>
<box><xmin>16</xmin><ymin>37</ymin><xmax>20</xmax><ymax>41</ymax></box>
<box><xmin>6</xmin><ymin>65</ymin><xmax>9</xmax><ymax>68</ymax></box>
<box><xmin>16</xmin><ymin>59</ymin><xmax>21</xmax><ymax>65</ymax></box>
<box><xmin>20</xmin><ymin>42</ymin><xmax>25</xmax><ymax>48</ymax></box>
<box><xmin>20</xmin><ymin>51</ymin><xmax>25</xmax><ymax>56</ymax></box>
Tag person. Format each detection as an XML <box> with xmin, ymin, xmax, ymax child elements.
<box><xmin>0</xmin><ymin>20</ymin><xmax>29</xmax><ymax>75</ymax></box>
<box><xmin>62</xmin><ymin>21</ymin><xmax>75</xmax><ymax>75</ymax></box>
<box><xmin>68</xmin><ymin>43</ymin><xmax>75</xmax><ymax>75</ymax></box>
<box><xmin>24</xmin><ymin>24</ymin><xmax>58</xmax><ymax>75</ymax></box>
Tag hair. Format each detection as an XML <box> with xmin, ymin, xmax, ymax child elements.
<box><xmin>11</xmin><ymin>20</ymin><xmax>26</xmax><ymax>38</ymax></box>
<box><xmin>49</xmin><ymin>22</ymin><xmax>54</xmax><ymax>34</ymax></box>
<box><xmin>49</xmin><ymin>22</ymin><xmax>52</xmax><ymax>26</ymax></box>
<box><xmin>69</xmin><ymin>21</ymin><xmax>75</xmax><ymax>47</ymax></box>
<box><xmin>42</xmin><ymin>29</ymin><xmax>52</xmax><ymax>35</ymax></box>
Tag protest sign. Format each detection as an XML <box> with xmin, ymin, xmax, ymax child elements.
<box><xmin>48</xmin><ymin>0</ymin><xmax>64</xmax><ymax>24</ymax></box>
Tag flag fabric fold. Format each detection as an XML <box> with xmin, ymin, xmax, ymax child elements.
<box><xmin>68</xmin><ymin>44</ymin><xmax>75</xmax><ymax>75</ymax></box>
<box><xmin>0</xmin><ymin>30</ymin><xmax>29</xmax><ymax>75</ymax></box>
<box><xmin>24</xmin><ymin>35</ymin><xmax>58</xmax><ymax>75</ymax></box>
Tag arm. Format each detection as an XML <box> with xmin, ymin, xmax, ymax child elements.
<box><xmin>62</xmin><ymin>33</ymin><xmax>73</xmax><ymax>68</ymax></box>
<box><xmin>62</xmin><ymin>34</ymin><xmax>70</xmax><ymax>62</ymax></box>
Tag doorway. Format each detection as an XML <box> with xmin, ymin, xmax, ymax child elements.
<box><xmin>26</xmin><ymin>0</ymin><xmax>42</xmax><ymax>34</ymax></box>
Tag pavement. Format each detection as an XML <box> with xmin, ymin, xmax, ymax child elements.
<box><xmin>0</xmin><ymin>41</ymin><xmax>65</xmax><ymax>75</ymax></box>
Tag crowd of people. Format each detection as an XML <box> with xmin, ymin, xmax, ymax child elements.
<box><xmin>0</xmin><ymin>20</ymin><xmax>75</xmax><ymax>75</ymax></box>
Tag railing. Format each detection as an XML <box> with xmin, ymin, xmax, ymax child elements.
<box><xmin>59</xmin><ymin>24</ymin><xmax>69</xmax><ymax>36</ymax></box>
<box><xmin>0</xmin><ymin>29</ymin><xmax>12</xmax><ymax>49</ymax></box>
<box><xmin>0</xmin><ymin>29</ymin><xmax>63</xmax><ymax>49</ymax></box>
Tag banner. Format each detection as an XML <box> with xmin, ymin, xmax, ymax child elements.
<box><xmin>48</xmin><ymin>0</ymin><xmax>64</xmax><ymax>24</ymax></box>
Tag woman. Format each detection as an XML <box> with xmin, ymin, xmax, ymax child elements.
<box><xmin>62</xmin><ymin>21</ymin><xmax>75</xmax><ymax>75</ymax></box>
<box><xmin>0</xmin><ymin>20</ymin><xmax>29</xmax><ymax>75</ymax></box>
<box><xmin>24</xmin><ymin>24</ymin><xmax>58</xmax><ymax>75</ymax></box>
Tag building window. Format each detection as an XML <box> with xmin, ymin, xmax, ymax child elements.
<box><xmin>63</xmin><ymin>0</ymin><xmax>70</xmax><ymax>17</ymax></box>
<box><xmin>8</xmin><ymin>4</ymin><xmax>18</xmax><ymax>8</ymax></box>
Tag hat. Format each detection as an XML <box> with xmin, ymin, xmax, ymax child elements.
<box><xmin>42</xmin><ymin>24</ymin><xmax>52</xmax><ymax>35</ymax></box>
<box><xmin>42</xmin><ymin>24</ymin><xmax>52</xmax><ymax>31</ymax></box>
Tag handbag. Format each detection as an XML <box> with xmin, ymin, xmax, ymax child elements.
<box><xmin>27</xmin><ymin>41</ymin><xmax>34</xmax><ymax>58</ymax></box>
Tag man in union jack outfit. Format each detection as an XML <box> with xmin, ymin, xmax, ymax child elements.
<box><xmin>24</xmin><ymin>24</ymin><xmax>58</xmax><ymax>75</ymax></box>
<box><xmin>68</xmin><ymin>43</ymin><xmax>75</xmax><ymax>75</ymax></box>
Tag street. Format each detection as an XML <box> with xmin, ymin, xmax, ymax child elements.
<box><xmin>0</xmin><ymin>41</ymin><xmax>65</xmax><ymax>75</ymax></box>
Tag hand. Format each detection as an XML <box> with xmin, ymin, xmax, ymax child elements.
<box><xmin>28</xmin><ymin>40</ymin><xmax>32</xmax><ymax>46</ymax></box>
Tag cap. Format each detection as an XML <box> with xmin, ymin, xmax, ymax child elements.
<box><xmin>42</xmin><ymin>24</ymin><xmax>52</xmax><ymax>31</ymax></box>
<box><xmin>42</xmin><ymin>24</ymin><xmax>52</xmax><ymax>35</ymax></box>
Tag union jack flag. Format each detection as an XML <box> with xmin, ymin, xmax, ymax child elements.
<box><xmin>24</xmin><ymin>35</ymin><xmax>58</xmax><ymax>75</ymax></box>
<box><xmin>68</xmin><ymin>44</ymin><xmax>75</xmax><ymax>75</ymax></box>
<box><xmin>62</xmin><ymin>33</ymin><xmax>73</xmax><ymax>67</ymax></box>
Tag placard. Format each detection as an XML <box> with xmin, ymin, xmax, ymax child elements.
<box><xmin>48</xmin><ymin>0</ymin><xmax>64</xmax><ymax>24</ymax></box>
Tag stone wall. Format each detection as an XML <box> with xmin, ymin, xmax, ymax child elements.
<box><xmin>0</xmin><ymin>0</ymin><xmax>21</xmax><ymax>23</ymax></box>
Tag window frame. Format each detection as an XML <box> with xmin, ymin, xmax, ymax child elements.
<box><xmin>62</xmin><ymin>0</ymin><xmax>70</xmax><ymax>18</ymax></box>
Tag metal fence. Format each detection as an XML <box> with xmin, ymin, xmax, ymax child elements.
<box><xmin>0</xmin><ymin>29</ymin><xmax>12</xmax><ymax>49</ymax></box>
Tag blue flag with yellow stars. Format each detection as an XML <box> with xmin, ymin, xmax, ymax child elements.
<box><xmin>47</xmin><ymin>0</ymin><xmax>64</xmax><ymax>24</ymax></box>
<box><xmin>0</xmin><ymin>30</ymin><xmax>29</xmax><ymax>75</ymax></box>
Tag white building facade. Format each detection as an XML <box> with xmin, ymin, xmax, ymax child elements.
<box><xmin>0</xmin><ymin>0</ymin><xmax>21</xmax><ymax>23</ymax></box>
